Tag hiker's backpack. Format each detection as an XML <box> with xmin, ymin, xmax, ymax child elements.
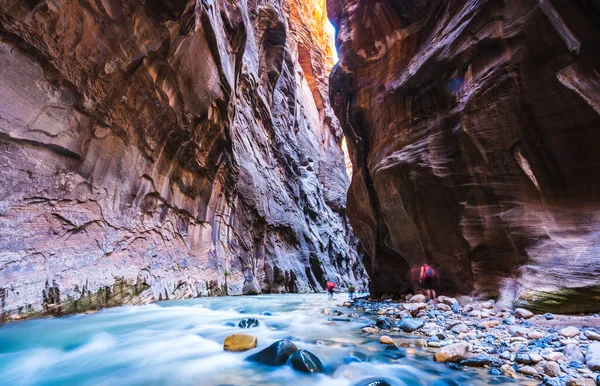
<box><xmin>423</xmin><ymin>265</ymin><xmax>436</xmax><ymax>279</ymax></box>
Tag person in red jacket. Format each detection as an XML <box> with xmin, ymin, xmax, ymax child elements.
<box><xmin>420</xmin><ymin>263</ymin><xmax>438</xmax><ymax>300</ymax></box>
<box><xmin>326</xmin><ymin>281</ymin><xmax>336</xmax><ymax>300</ymax></box>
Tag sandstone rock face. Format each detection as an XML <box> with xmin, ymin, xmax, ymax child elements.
<box><xmin>329</xmin><ymin>0</ymin><xmax>600</xmax><ymax>312</ymax></box>
<box><xmin>0</xmin><ymin>0</ymin><xmax>366</xmax><ymax>319</ymax></box>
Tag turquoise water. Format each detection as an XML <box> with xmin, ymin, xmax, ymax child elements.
<box><xmin>0</xmin><ymin>294</ymin><xmax>522</xmax><ymax>386</ymax></box>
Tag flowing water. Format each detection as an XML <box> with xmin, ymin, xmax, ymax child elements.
<box><xmin>0</xmin><ymin>294</ymin><xmax>524</xmax><ymax>386</ymax></box>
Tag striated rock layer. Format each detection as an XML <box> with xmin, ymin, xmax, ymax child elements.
<box><xmin>329</xmin><ymin>0</ymin><xmax>600</xmax><ymax>312</ymax></box>
<box><xmin>0</xmin><ymin>0</ymin><xmax>366</xmax><ymax>319</ymax></box>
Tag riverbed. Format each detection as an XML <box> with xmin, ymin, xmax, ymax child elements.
<box><xmin>0</xmin><ymin>294</ymin><xmax>524</xmax><ymax>386</ymax></box>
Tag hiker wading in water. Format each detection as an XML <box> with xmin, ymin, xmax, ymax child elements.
<box><xmin>326</xmin><ymin>281</ymin><xmax>336</xmax><ymax>300</ymax></box>
<box><xmin>420</xmin><ymin>263</ymin><xmax>439</xmax><ymax>300</ymax></box>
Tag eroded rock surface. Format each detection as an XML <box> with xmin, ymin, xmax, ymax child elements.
<box><xmin>0</xmin><ymin>0</ymin><xmax>366</xmax><ymax>319</ymax></box>
<box><xmin>329</xmin><ymin>0</ymin><xmax>600</xmax><ymax>312</ymax></box>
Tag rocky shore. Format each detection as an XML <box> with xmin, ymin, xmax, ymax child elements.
<box><xmin>341</xmin><ymin>295</ymin><xmax>600</xmax><ymax>386</ymax></box>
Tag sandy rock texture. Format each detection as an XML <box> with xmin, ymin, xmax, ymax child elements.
<box><xmin>328</xmin><ymin>0</ymin><xmax>600</xmax><ymax>312</ymax></box>
<box><xmin>0</xmin><ymin>0</ymin><xmax>366</xmax><ymax>319</ymax></box>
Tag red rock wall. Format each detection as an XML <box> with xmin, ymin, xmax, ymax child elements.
<box><xmin>329</xmin><ymin>0</ymin><xmax>600</xmax><ymax>312</ymax></box>
<box><xmin>0</xmin><ymin>0</ymin><xmax>366</xmax><ymax>319</ymax></box>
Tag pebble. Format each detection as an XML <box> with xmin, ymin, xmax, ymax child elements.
<box><xmin>515</xmin><ymin>308</ymin><xmax>534</xmax><ymax>319</ymax></box>
<box><xmin>478</xmin><ymin>320</ymin><xmax>501</xmax><ymax>329</ymax></box>
<box><xmin>564</xmin><ymin>344</ymin><xmax>585</xmax><ymax>363</ymax></box>
<box><xmin>501</xmin><ymin>364</ymin><xmax>520</xmax><ymax>379</ymax></box>
<box><xmin>518</xmin><ymin>365</ymin><xmax>539</xmax><ymax>377</ymax></box>
<box><xmin>543</xmin><ymin>361</ymin><xmax>562</xmax><ymax>377</ymax></box>
<box><xmin>397</xmin><ymin>317</ymin><xmax>424</xmax><ymax>333</ymax></box>
<box><xmin>566</xmin><ymin>379</ymin><xmax>596</xmax><ymax>386</ymax></box>
<box><xmin>380</xmin><ymin>336</ymin><xmax>394</xmax><ymax>345</ymax></box>
<box><xmin>434</xmin><ymin>342</ymin><xmax>470</xmax><ymax>363</ymax></box>
<box><xmin>409</xmin><ymin>294</ymin><xmax>427</xmax><ymax>303</ymax></box>
<box><xmin>561</xmin><ymin>326</ymin><xmax>581</xmax><ymax>338</ymax></box>
<box><xmin>584</xmin><ymin>330</ymin><xmax>600</xmax><ymax>341</ymax></box>
<box><xmin>362</xmin><ymin>327</ymin><xmax>378</xmax><ymax>334</ymax></box>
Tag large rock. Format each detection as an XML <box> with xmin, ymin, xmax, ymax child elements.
<box><xmin>223</xmin><ymin>334</ymin><xmax>258</xmax><ymax>352</ymax></box>
<box><xmin>433</xmin><ymin>342</ymin><xmax>470</xmax><ymax>363</ymax></box>
<box><xmin>0</xmin><ymin>0</ymin><xmax>368</xmax><ymax>318</ymax></box>
<box><xmin>586</xmin><ymin>342</ymin><xmax>600</xmax><ymax>371</ymax></box>
<box><xmin>397</xmin><ymin>317</ymin><xmax>424</xmax><ymax>333</ymax></box>
<box><xmin>329</xmin><ymin>0</ymin><xmax>600</xmax><ymax>312</ymax></box>
<box><xmin>290</xmin><ymin>350</ymin><xmax>324</xmax><ymax>373</ymax></box>
<box><xmin>246</xmin><ymin>339</ymin><xmax>297</xmax><ymax>366</ymax></box>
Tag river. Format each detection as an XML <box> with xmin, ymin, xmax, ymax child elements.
<box><xmin>0</xmin><ymin>294</ymin><xmax>525</xmax><ymax>385</ymax></box>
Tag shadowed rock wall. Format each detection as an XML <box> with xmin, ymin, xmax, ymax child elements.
<box><xmin>329</xmin><ymin>0</ymin><xmax>600</xmax><ymax>312</ymax></box>
<box><xmin>0</xmin><ymin>0</ymin><xmax>366</xmax><ymax>319</ymax></box>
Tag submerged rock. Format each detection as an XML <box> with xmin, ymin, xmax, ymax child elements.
<box><xmin>290</xmin><ymin>350</ymin><xmax>324</xmax><ymax>373</ymax></box>
<box><xmin>246</xmin><ymin>340</ymin><xmax>297</xmax><ymax>366</ymax></box>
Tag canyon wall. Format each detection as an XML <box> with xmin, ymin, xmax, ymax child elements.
<box><xmin>0</xmin><ymin>0</ymin><xmax>366</xmax><ymax>319</ymax></box>
<box><xmin>329</xmin><ymin>0</ymin><xmax>600</xmax><ymax>312</ymax></box>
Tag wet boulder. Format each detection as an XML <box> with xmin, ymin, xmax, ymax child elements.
<box><xmin>246</xmin><ymin>339</ymin><xmax>297</xmax><ymax>366</ymax></box>
<box><xmin>353</xmin><ymin>378</ymin><xmax>402</xmax><ymax>386</ymax></box>
<box><xmin>238</xmin><ymin>318</ymin><xmax>259</xmax><ymax>328</ymax></box>
<box><xmin>223</xmin><ymin>334</ymin><xmax>258</xmax><ymax>352</ymax></box>
<box><xmin>382</xmin><ymin>344</ymin><xmax>405</xmax><ymax>359</ymax></box>
<box><xmin>290</xmin><ymin>350</ymin><xmax>324</xmax><ymax>373</ymax></box>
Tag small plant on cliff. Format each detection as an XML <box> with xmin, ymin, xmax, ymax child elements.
<box><xmin>224</xmin><ymin>271</ymin><xmax>229</xmax><ymax>278</ymax></box>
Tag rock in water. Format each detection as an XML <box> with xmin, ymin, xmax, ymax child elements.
<box><xmin>238</xmin><ymin>318</ymin><xmax>259</xmax><ymax>328</ymax></box>
<box><xmin>353</xmin><ymin>378</ymin><xmax>399</xmax><ymax>386</ymax></box>
<box><xmin>224</xmin><ymin>334</ymin><xmax>258</xmax><ymax>352</ymax></box>
<box><xmin>586</xmin><ymin>342</ymin><xmax>600</xmax><ymax>371</ymax></box>
<box><xmin>290</xmin><ymin>350</ymin><xmax>324</xmax><ymax>373</ymax></box>
<box><xmin>434</xmin><ymin>342</ymin><xmax>470</xmax><ymax>363</ymax></box>
<box><xmin>379</xmin><ymin>336</ymin><xmax>394</xmax><ymax>345</ymax></box>
<box><xmin>246</xmin><ymin>340</ymin><xmax>297</xmax><ymax>366</ymax></box>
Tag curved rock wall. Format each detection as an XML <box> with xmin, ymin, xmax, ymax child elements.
<box><xmin>0</xmin><ymin>0</ymin><xmax>366</xmax><ymax>319</ymax></box>
<box><xmin>329</xmin><ymin>0</ymin><xmax>600</xmax><ymax>312</ymax></box>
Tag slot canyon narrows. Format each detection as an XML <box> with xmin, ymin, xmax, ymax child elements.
<box><xmin>0</xmin><ymin>0</ymin><xmax>599</xmax><ymax>385</ymax></box>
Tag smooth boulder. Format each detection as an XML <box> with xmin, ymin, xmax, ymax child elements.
<box><xmin>290</xmin><ymin>350</ymin><xmax>324</xmax><ymax>373</ymax></box>
<box><xmin>246</xmin><ymin>339</ymin><xmax>297</xmax><ymax>366</ymax></box>
<box><xmin>224</xmin><ymin>334</ymin><xmax>258</xmax><ymax>352</ymax></box>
